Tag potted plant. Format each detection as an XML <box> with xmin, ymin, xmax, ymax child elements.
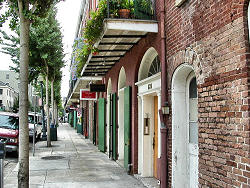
<box><xmin>118</xmin><ymin>0</ymin><xmax>132</xmax><ymax>19</ymax></box>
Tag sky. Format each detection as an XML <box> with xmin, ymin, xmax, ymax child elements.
<box><xmin>0</xmin><ymin>0</ymin><xmax>82</xmax><ymax>98</ymax></box>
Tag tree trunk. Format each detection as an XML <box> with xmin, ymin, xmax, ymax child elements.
<box><xmin>17</xmin><ymin>1</ymin><xmax>30</xmax><ymax>187</ymax></box>
<box><xmin>51</xmin><ymin>79</ymin><xmax>54</xmax><ymax>126</ymax></box>
<box><xmin>46</xmin><ymin>66</ymin><xmax>51</xmax><ymax>147</ymax></box>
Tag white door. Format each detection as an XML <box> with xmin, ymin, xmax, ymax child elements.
<box><xmin>188</xmin><ymin>77</ymin><xmax>198</xmax><ymax>188</ymax></box>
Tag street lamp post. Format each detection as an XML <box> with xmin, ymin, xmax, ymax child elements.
<box><xmin>39</xmin><ymin>78</ymin><xmax>47</xmax><ymax>140</ymax></box>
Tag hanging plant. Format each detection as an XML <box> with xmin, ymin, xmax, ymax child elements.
<box><xmin>75</xmin><ymin>0</ymin><xmax>107</xmax><ymax>76</ymax></box>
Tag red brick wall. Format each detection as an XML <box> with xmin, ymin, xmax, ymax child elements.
<box><xmin>165</xmin><ymin>0</ymin><xmax>248</xmax><ymax>57</ymax></box>
<box><xmin>166</xmin><ymin>0</ymin><xmax>249</xmax><ymax>187</ymax></box>
<box><xmin>105</xmin><ymin>32</ymin><xmax>162</xmax><ymax>173</ymax></box>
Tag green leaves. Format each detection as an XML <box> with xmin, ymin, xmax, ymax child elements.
<box><xmin>75</xmin><ymin>0</ymin><xmax>107</xmax><ymax>76</ymax></box>
<box><xmin>41</xmin><ymin>53</ymin><xmax>48</xmax><ymax>59</ymax></box>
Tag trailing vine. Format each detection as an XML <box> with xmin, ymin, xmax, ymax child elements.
<box><xmin>74</xmin><ymin>0</ymin><xmax>107</xmax><ymax>77</ymax></box>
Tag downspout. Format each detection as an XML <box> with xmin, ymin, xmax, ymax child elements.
<box><xmin>159</xmin><ymin>0</ymin><xmax>169</xmax><ymax>187</ymax></box>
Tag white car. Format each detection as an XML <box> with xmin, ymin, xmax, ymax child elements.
<box><xmin>28</xmin><ymin>112</ymin><xmax>42</xmax><ymax>140</ymax></box>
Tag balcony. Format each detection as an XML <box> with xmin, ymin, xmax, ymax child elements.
<box><xmin>81</xmin><ymin>0</ymin><xmax>158</xmax><ymax>77</ymax></box>
<box><xmin>107</xmin><ymin>0</ymin><xmax>156</xmax><ymax>20</ymax></box>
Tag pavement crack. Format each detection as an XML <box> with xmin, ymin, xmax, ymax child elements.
<box><xmin>43</xmin><ymin>170</ymin><xmax>48</xmax><ymax>188</ymax></box>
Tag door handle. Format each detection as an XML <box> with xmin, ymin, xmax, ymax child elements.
<box><xmin>153</xmin><ymin>138</ymin><xmax>155</xmax><ymax>149</ymax></box>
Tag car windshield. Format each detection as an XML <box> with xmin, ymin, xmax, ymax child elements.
<box><xmin>0</xmin><ymin>114</ymin><xmax>19</xmax><ymax>130</ymax></box>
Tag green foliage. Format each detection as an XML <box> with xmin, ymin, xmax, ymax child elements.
<box><xmin>74</xmin><ymin>0</ymin><xmax>107</xmax><ymax>76</ymax></box>
<box><xmin>117</xmin><ymin>0</ymin><xmax>133</xmax><ymax>9</ymax></box>
<box><xmin>0</xmin><ymin>7</ymin><xmax>64</xmax><ymax>106</ymax></box>
<box><xmin>134</xmin><ymin>0</ymin><xmax>153</xmax><ymax>19</ymax></box>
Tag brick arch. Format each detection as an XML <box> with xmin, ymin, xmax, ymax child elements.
<box><xmin>168</xmin><ymin>47</ymin><xmax>201</xmax><ymax>89</ymax></box>
<box><xmin>133</xmin><ymin>46</ymin><xmax>161</xmax><ymax>84</ymax></box>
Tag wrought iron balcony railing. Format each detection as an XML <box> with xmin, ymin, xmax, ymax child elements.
<box><xmin>107</xmin><ymin>0</ymin><xmax>156</xmax><ymax>20</ymax></box>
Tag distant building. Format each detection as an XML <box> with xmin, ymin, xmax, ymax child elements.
<box><xmin>0</xmin><ymin>70</ymin><xmax>36</xmax><ymax>111</ymax></box>
<box><xmin>0</xmin><ymin>81</ymin><xmax>18</xmax><ymax>111</ymax></box>
<box><xmin>0</xmin><ymin>70</ymin><xmax>19</xmax><ymax>92</ymax></box>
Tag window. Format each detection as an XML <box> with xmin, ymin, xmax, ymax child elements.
<box><xmin>0</xmin><ymin>89</ymin><xmax>2</xmax><ymax>95</ymax></box>
<box><xmin>6</xmin><ymin>74</ymin><xmax>9</xmax><ymax>79</ymax></box>
<box><xmin>148</xmin><ymin>55</ymin><xmax>161</xmax><ymax>77</ymax></box>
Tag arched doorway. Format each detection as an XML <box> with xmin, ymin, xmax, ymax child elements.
<box><xmin>106</xmin><ymin>78</ymin><xmax>112</xmax><ymax>157</ymax></box>
<box><xmin>117</xmin><ymin>67</ymin><xmax>126</xmax><ymax>166</ymax></box>
<box><xmin>136</xmin><ymin>47</ymin><xmax>161</xmax><ymax>178</ymax></box>
<box><xmin>172</xmin><ymin>64</ymin><xmax>198</xmax><ymax>188</ymax></box>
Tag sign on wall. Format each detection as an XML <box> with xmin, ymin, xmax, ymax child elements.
<box><xmin>80</xmin><ymin>89</ymin><xmax>96</xmax><ymax>100</ymax></box>
<box><xmin>90</xmin><ymin>84</ymin><xmax>106</xmax><ymax>92</ymax></box>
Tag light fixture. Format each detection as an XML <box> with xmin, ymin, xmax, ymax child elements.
<box><xmin>161</xmin><ymin>102</ymin><xmax>169</xmax><ymax>115</ymax></box>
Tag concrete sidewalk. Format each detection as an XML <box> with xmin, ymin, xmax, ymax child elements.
<box><xmin>4</xmin><ymin>123</ymin><xmax>147</xmax><ymax>188</ymax></box>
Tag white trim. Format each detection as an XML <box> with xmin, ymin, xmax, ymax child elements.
<box><xmin>137</xmin><ymin>87</ymin><xmax>161</xmax><ymax>97</ymax></box>
<box><xmin>171</xmin><ymin>63</ymin><xmax>194</xmax><ymax>188</ymax></box>
<box><xmin>104</xmin><ymin>19</ymin><xmax>158</xmax><ymax>33</ymax></box>
<box><xmin>135</xmin><ymin>72</ymin><xmax>161</xmax><ymax>86</ymax></box>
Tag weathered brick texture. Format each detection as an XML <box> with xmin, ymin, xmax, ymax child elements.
<box><xmin>166</xmin><ymin>0</ymin><xmax>249</xmax><ymax>187</ymax></box>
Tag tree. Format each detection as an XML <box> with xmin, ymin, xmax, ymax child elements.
<box><xmin>1</xmin><ymin>6</ymin><xmax>64</xmax><ymax>146</ymax></box>
<box><xmin>0</xmin><ymin>1</ymin><xmax>62</xmax><ymax>187</ymax></box>
<box><xmin>31</xmin><ymin>8</ymin><xmax>64</xmax><ymax>146</ymax></box>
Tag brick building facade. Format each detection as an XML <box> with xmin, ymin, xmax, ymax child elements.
<box><xmin>165</xmin><ymin>0</ymin><xmax>249</xmax><ymax>187</ymax></box>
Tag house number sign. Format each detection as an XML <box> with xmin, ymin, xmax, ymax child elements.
<box><xmin>148</xmin><ymin>83</ymin><xmax>152</xmax><ymax>90</ymax></box>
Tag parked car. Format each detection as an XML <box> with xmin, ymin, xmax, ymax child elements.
<box><xmin>28</xmin><ymin>112</ymin><xmax>42</xmax><ymax>140</ymax></box>
<box><xmin>0</xmin><ymin>111</ymin><xmax>19</xmax><ymax>156</ymax></box>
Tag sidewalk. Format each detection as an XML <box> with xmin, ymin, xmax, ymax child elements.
<box><xmin>4</xmin><ymin>123</ymin><xmax>146</xmax><ymax>188</ymax></box>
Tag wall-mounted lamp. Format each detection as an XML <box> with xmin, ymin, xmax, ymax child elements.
<box><xmin>144</xmin><ymin>113</ymin><xmax>150</xmax><ymax>135</ymax></box>
<box><xmin>161</xmin><ymin>102</ymin><xmax>169</xmax><ymax>115</ymax></box>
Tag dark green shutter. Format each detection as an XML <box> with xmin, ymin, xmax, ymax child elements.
<box><xmin>124</xmin><ymin>86</ymin><xmax>131</xmax><ymax>171</ymax></box>
<box><xmin>74</xmin><ymin>110</ymin><xmax>77</xmax><ymax>129</ymax></box>
<box><xmin>98</xmin><ymin>98</ymin><xmax>106</xmax><ymax>152</ymax></box>
<box><xmin>109</xmin><ymin>94</ymin><xmax>112</xmax><ymax>158</ymax></box>
<box><xmin>112</xmin><ymin>93</ymin><xmax>117</xmax><ymax>160</ymax></box>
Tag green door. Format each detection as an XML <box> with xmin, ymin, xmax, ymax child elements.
<box><xmin>109</xmin><ymin>94</ymin><xmax>112</xmax><ymax>158</ymax></box>
<box><xmin>98</xmin><ymin>98</ymin><xmax>106</xmax><ymax>152</ymax></box>
<box><xmin>124</xmin><ymin>86</ymin><xmax>131</xmax><ymax>171</ymax></box>
<box><xmin>74</xmin><ymin>110</ymin><xmax>77</xmax><ymax>129</ymax></box>
<box><xmin>112</xmin><ymin>93</ymin><xmax>117</xmax><ymax>160</ymax></box>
